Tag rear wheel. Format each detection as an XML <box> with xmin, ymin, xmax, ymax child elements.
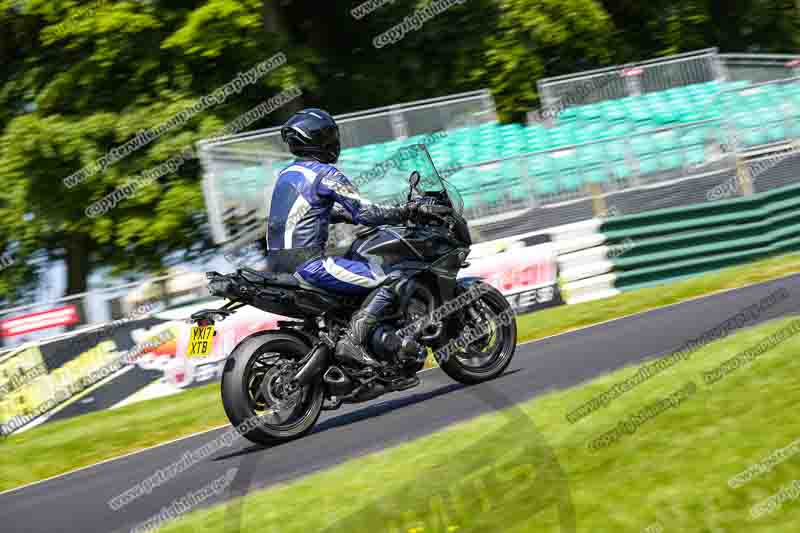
<box><xmin>439</xmin><ymin>283</ymin><xmax>517</xmax><ymax>385</ymax></box>
<box><xmin>221</xmin><ymin>334</ymin><xmax>323</xmax><ymax>445</ymax></box>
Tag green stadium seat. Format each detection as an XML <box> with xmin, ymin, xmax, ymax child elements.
<box><xmin>549</xmin><ymin>127</ymin><xmax>575</xmax><ymax>146</ymax></box>
<box><xmin>573</xmin><ymin>121</ymin><xmax>606</xmax><ymax>144</ymax></box>
<box><xmin>605</xmin><ymin>122</ymin><xmax>633</xmax><ymax>139</ymax></box>
<box><xmin>637</xmin><ymin>154</ymin><xmax>660</xmax><ymax>174</ymax></box>
<box><xmin>766</xmin><ymin>123</ymin><xmax>787</xmax><ymax>143</ymax></box>
<box><xmin>525</xmin><ymin>132</ymin><xmax>550</xmax><ymax>152</ymax></box>
<box><xmin>535</xmin><ymin>177</ymin><xmax>557</xmax><ymax>195</ymax></box>
<box><xmin>511</xmin><ymin>184</ymin><xmax>530</xmax><ymax>201</ymax></box>
<box><xmin>605</xmin><ymin>102</ymin><xmax>629</xmax><ymax>122</ymax></box>
<box><xmin>576</xmin><ymin>105</ymin><xmax>604</xmax><ymax>121</ymax></box>
<box><xmin>612</xmin><ymin>161</ymin><xmax>632</xmax><ymax>180</ymax></box>
<box><xmin>680</xmin><ymin>128</ymin><xmax>705</xmax><ymax>147</ymax></box>
<box><xmin>282</xmin><ymin>80</ymin><xmax>793</xmax><ymax>211</ymax></box>
<box><xmin>558</xmin><ymin>107</ymin><xmax>579</xmax><ymax>121</ymax></box>
<box><xmin>630</xmin><ymin>135</ymin><xmax>657</xmax><ymax>156</ymax></box>
<box><xmin>583</xmin><ymin>164</ymin><xmax>609</xmax><ymax>184</ymax></box>
<box><xmin>742</xmin><ymin>129</ymin><xmax>769</xmax><ymax>147</ymax></box>
<box><xmin>629</xmin><ymin>106</ymin><xmax>653</xmax><ymax>123</ymax></box>
<box><xmin>652</xmin><ymin>105</ymin><xmax>681</xmax><ymax>125</ymax></box>
<box><xmin>653</xmin><ymin>129</ymin><xmax>679</xmax><ymax>151</ymax></box>
<box><xmin>552</xmin><ymin>148</ymin><xmax>579</xmax><ymax>172</ymax></box>
<box><xmin>527</xmin><ymin>153</ymin><xmax>554</xmax><ymax>178</ymax></box>
<box><xmin>500</xmin><ymin>160</ymin><xmax>522</xmax><ymax>181</ymax></box>
<box><xmin>462</xmin><ymin>192</ymin><xmax>478</xmax><ymax>210</ymax></box>
<box><xmin>605</xmin><ymin>139</ymin><xmax>628</xmax><ymax>161</ymax></box>
<box><xmin>660</xmin><ymin>150</ymin><xmax>685</xmax><ymax>170</ymax></box>
<box><xmin>686</xmin><ymin>146</ymin><xmax>705</xmax><ymax>166</ymax></box>
<box><xmin>558</xmin><ymin>169</ymin><xmax>583</xmax><ymax>192</ymax></box>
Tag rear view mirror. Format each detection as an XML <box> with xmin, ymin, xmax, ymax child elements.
<box><xmin>408</xmin><ymin>171</ymin><xmax>422</xmax><ymax>201</ymax></box>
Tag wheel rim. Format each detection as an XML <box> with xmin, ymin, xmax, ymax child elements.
<box><xmin>243</xmin><ymin>347</ymin><xmax>319</xmax><ymax>432</ymax></box>
<box><xmin>452</xmin><ymin>296</ymin><xmax>515</xmax><ymax>375</ymax></box>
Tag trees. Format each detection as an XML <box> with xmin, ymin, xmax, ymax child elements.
<box><xmin>0</xmin><ymin>1</ymin><xmax>303</xmax><ymax>301</ymax></box>
<box><xmin>478</xmin><ymin>0</ymin><xmax>616</xmax><ymax>122</ymax></box>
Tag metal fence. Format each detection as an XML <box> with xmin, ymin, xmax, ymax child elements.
<box><xmin>721</xmin><ymin>53</ymin><xmax>800</xmax><ymax>84</ymax></box>
<box><xmin>537</xmin><ymin>48</ymin><xmax>724</xmax><ymax>115</ymax></box>
<box><xmin>197</xmin><ymin>90</ymin><xmax>497</xmax><ymax>249</ymax></box>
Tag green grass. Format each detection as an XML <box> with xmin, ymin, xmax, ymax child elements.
<box><xmin>162</xmin><ymin>316</ymin><xmax>800</xmax><ymax>533</ymax></box>
<box><xmin>0</xmin><ymin>383</ymin><xmax>228</xmax><ymax>493</ymax></box>
<box><xmin>2</xmin><ymin>251</ymin><xmax>799</xmax><ymax>495</ymax></box>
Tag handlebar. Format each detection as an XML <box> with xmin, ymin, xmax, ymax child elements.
<box><xmin>407</xmin><ymin>202</ymin><xmax>454</xmax><ymax>227</ymax></box>
<box><xmin>418</xmin><ymin>204</ymin><xmax>454</xmax><ymax>217</ymax></box>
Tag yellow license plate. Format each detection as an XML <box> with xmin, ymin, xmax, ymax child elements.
<box><xmin>187</xmin><ymin>326</ymin><xmax>215</xmax><ymax>357</ymax></box>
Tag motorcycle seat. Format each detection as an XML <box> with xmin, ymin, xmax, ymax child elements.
<box><xmin>239</xmin><ymin>268</ymin><xmax>300</xmax><ymax>289</ymax></box>
<box><xmin>239</xmin><ymin>268</ymin><xmax>362</xmax><ymax>303</ymax></box>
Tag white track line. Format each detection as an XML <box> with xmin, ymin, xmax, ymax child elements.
<box><xmin>1</xmin><ymin>272</ymin><xmax>795</xmax><ymax>498</ymax></box>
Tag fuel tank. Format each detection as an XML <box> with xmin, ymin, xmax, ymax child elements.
<box><xmin>350</xmin><ymin>226</ymin><xmax>457</xmax><ymax>263</ymax></box>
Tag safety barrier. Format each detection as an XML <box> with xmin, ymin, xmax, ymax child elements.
<box><xmin>551</xmin><ymin>219</ymin><xmax>621</xmax><ymax>304</ymax></box>
<box><xmin>600</xmin><ymin>180</ymin><xmax>800</xmax><ymax>291</ymax></box>
<box><xmin>553</xmin><ymin>171</ymin><xmax>800</xmax><ymax>303</ymax></box>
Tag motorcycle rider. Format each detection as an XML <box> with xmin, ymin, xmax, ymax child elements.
<box><xmin>269</xmin><ymin>108</ymin><xmax>424</xmax><ymax>376</ymax></box>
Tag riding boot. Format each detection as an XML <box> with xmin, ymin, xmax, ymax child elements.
<box><xmin>334</xmin><ymin>310</ymin><xmax>384</xmax><ymax>369</ymax></box>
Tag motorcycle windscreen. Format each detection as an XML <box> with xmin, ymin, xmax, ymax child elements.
<box><xmin>336</xmin><ymin>143</ymin><xmax>464</xmax><ymax>215</ymax></box>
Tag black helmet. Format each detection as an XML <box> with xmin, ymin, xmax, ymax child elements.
<box><xmin>281</xmin><ymin>108</ymin><xmax>341</xmax><ymax>164</ymax></box>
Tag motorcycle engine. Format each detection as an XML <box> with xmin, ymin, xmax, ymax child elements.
<box><xmin>368</xmin><ymin>325</ymin><xmax>403</xmax><ymax>362</ymax></box>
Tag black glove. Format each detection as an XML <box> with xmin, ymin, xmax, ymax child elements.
<box><xmin>401</xmin><ymin>199</ymin><xmax>424</xmax><ymax>221</ymax></box>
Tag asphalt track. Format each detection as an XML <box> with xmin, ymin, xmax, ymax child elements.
<box><xmin>3</xmin><ymin>273</ymin><xmax>800</xmax><ymax>533</ymax></box>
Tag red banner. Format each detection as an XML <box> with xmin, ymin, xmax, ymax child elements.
<box><xmin>461</xmin><ymin>244</ymin><xmax>558</xmax><ymax>294</ymax></box>
<box><xmin>0</xmin><ymin>305</ymin><xmax>80</xmax><ymax>337</ymax></box>
<box><xmin>460</xmin><ymin>242</ymin><xmax>563</xmax><ymax>314</ymax></box>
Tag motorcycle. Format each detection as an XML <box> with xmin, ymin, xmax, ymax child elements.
<box><xmin>190</xmin><ymin>145</ymin><xmax>517</xmax><ymax>445</ymax></box>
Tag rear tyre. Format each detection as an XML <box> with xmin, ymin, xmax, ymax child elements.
<box><xmin>439</xmin><ymin>282</ymin><xmax>517</xmax><ymax>385</ymax></box>
<box><xmin>221</xmin><ymin>333</ymin><xmax>323</xmax><ymax>445</ymax></box>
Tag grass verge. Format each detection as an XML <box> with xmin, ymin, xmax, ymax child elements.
<box><xmin>163</xmin><ymin>316</ymin><xmax>800</xmax><ymax>532</ymax></box>
<box><xmin>2</xmin><ymin>252</ymin><xmax>799</xmax><ymax>494</ymax></box>
<box><xmin>0</xmin><ymin>383</ymin><xmax>227</xmax><ymax>493</ymax></box>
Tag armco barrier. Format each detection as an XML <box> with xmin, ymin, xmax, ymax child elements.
<box><xmin>599</xmin><ymin>180</ymin><xmax>800</xmax><ymax>292</ymax></box>
<box><xmin>549</xmin><ymin>219</ymin><xmax>623</xmax><ymax>304</ymax></box>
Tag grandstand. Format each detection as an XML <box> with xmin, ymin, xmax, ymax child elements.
<box><xmin>201</xmin><ymin>49</ymin><xmax>800</xmax><ymax>245</ymax></box>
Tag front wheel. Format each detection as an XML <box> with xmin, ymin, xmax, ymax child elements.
<box><xmin>438</xmin><ymin>282</ymin><xmax>517</xmax><ymax>385</ymax></box>
<box><xmin>221</xmin><ymin>333</ymin><xmax>323</xmax><ymax>445</ymax></box>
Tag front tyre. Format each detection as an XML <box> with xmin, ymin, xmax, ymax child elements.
<box><xmin>439</xmin><ymin>282</ymin><xmax>517</xmax><ymax>385</ymax></box>
<box><xmin>221</xmin><ymin>333</ymin><xmax>323</xmax><ymax>446</ymax></box>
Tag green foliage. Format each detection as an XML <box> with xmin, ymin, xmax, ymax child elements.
<box><xmin>479</xmin><ymin>0</ymin><xmax>615</xmax><ymax>121</ymax></box>
<box><xmin>0</xmin><ymin>1</ymin><xmax>302</xmax><ymax>300</ymax></box>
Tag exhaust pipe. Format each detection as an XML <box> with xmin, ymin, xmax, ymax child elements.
<box><xmin>292</xmin><ymin>343</ymin><xmax>331</xmax><ymax>387</ymax></box>
<box><xmin>323</xmin><ymin>366</ymin><xmax>353</xmax><ymax>396</ymax></box>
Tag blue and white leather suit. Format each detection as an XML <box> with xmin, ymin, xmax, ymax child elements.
<box><xmin>266</xmin><ymin>159</ymin><xmax>404</xmax><ymax>296</ymax></box>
